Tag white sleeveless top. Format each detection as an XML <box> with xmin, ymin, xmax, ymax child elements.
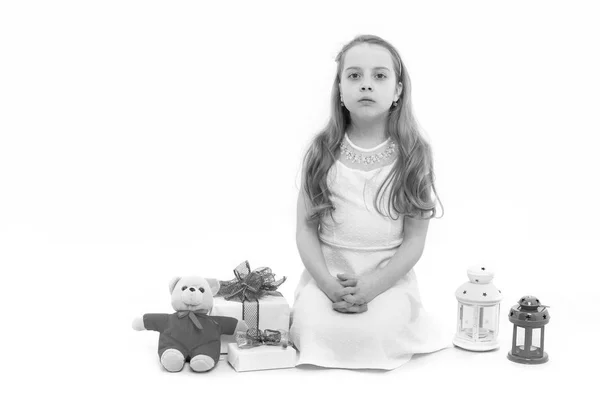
<box><xmin>318</xmin><ymin>156</ymin><xmax>404</xmax><ymax>251</ymax></box>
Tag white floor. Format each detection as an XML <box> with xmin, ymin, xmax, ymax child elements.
<box><xmin>119</xmin><ymin>317</ymin><xmax>590</xmax><ymax>398</ymax></box>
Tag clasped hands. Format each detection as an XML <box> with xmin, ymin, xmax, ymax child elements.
<box><xmin>326</xmin><ymin>273</ymin><xmax>373</xmax><ymax>314</ymax></box>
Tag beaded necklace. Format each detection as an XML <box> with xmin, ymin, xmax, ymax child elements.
<box><xmin>339</xmin><ymin>134</ymin><xmax>396</xmax><ymax>165</ymax></box>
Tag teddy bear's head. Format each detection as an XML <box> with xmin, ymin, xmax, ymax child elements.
<box><xmin>168</xmin><ymin>276</ymin><xmax>220</xmax><ymax>314</ymax></box>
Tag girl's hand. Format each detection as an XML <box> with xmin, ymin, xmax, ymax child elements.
<box><xmin>337</xmin><ymin>273</ymin><xmax>376</xmax><ymax>304</ymax></box>
<box><xmin>322</xmin><ymin>280</ymin><xmax>361</xmax><ymax>304</ymax></box>
<box><xmin>336</xmin><ymin>273</ymin><xmax>359</xmax><ymax>287</ymax></box>
<box><xmin>332</xmin><ymin>299</ymin><xmax>368</xmax><ymax>313</ymax></box>
<box><xmin>331</xmin><ymin>273</ymin><xmax>368</xmax><ymax>313</ymax></box>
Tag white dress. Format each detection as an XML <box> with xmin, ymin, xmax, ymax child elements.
<box><xmin>290</xmin><ymin>152</ymin><xmax>450</xmax><ymax>370</ymax></box>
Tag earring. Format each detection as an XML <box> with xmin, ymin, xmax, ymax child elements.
<box><xmin>341</xmin><ymin>98</ymin><xmax>345</xmax><ymax>107</ymax></box>
<box><xmin>392</xmin><ymin>101</ymin><xmax>398</xmax><ymax>107</ymax></box>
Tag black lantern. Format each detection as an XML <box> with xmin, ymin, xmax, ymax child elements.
<box><xmin>507</xmin><ymin>295</ymin><xmax>550</xmax><ymax>364</ymax></box>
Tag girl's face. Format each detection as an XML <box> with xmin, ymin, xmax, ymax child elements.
<box><xmin>339</xmin><ymin>43</ymin><xmax>402</xmax><ymax>121</ymax></box>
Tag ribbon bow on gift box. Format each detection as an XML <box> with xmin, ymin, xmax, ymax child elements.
<box><xmin>215</xmin><ymin>261</ymin><xmax>287</xmax><ymax>333</ymax></box>
<box><xmin>236</xmin><ymin>328</ymin><xmax>289</xmax><ymax>349</ymax></box>
<box><xmin>218</xmin><ymin>261</ymin><xmax>286</xmax><ymax>302</ymax></box>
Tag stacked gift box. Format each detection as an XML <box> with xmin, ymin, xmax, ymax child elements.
<box><xmin>210</xmin><ymin>261</ymin><xmax>297</xmax><ymax>372</ymax></box>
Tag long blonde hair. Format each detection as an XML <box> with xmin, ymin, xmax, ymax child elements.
<box><xmin>302</xmin><ymin>34</ymin><xmax>443</xmax><ymax>222</ymax></box>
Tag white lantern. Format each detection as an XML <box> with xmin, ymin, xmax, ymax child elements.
<box><xmin>453</xmin><ymin>266</ymin><xmax>503</xmax><ymax>351</ymax></box>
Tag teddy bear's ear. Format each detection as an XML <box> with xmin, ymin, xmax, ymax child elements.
<box><xmin>206</xmin><ymin>278</ymin><xmax>220</xmax><ymax>296</ymax></box>
<box><xmin>169</xmin><ymin>277</ymin><xmax>181</xmax><ymax>294</ymax></box>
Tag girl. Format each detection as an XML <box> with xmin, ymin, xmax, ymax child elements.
<box><xmin>290</xmin><ymin>34</ymin><xmax>449</xmax><ymax>370</ymax></box>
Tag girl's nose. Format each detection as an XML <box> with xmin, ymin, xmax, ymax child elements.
<box><xmin>360</xmin><ymin>85</ymin><xmax>373</xmax><ymax>91</ymax></box>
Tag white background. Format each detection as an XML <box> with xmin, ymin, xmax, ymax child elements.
<box><xmin>1</xmin><ymin>0</ymin><xmax>599</xmax><ymax>397</ymax></box>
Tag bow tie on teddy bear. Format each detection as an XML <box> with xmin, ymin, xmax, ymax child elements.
<box><xmin>176</xmin><ymin>310</ymin><xmax>207</xmax><ymax>330</ymax></box>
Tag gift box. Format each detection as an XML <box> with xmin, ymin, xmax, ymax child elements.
<box><xmin>212</xmin><ymin>294</ymin><xmax>290</xmax><ymax>353</ymax></box>
<box><xmin>211</xmin><ymin>261</ymin><xmax>290</xmax><ymax>354</ymax></box>
<box><xmin>227</xmin><ymin>342</ymin><xmax>297</xmax><ymax>372</ymax></box>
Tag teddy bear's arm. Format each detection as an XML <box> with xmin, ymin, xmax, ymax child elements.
<box><xmin>142</xmin><ymin>313</ymin><xmax>170</xmax><ymax>333</ymax></box>
<box><xmin>211</xmin><ymin>316</ymin><xmax>240</xmax><ymax>336</ymax></box>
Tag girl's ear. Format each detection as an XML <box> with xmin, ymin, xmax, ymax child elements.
<box><xmin>397</xmin><ymin>82</ymin><xmax>403</xmax><ymax>98</ymax></box>
<box><xmin>206</xmin><ymin>278</ymin><xmax>221</xmax><ymax>296</ymax></box>
<box><xmin>169</xmin><ymin>277</ymin><xmax>181</xmax><ymax>294</ymax></box>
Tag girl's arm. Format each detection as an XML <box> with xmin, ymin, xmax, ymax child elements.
<box><xmin>296</xmin><ymin>170</ymin><xmax>360</xmax><ymax>303</ymax></box>
<box><xmin>349</xmin><ymin>216</ymin><xmax>430</xmax><ymax>303</ymax></box>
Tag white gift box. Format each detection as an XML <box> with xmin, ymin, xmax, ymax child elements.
<box><xmin>227</xmin><ymin>343</ymin><xmax>297</xmax><ymax>372</ymax></box>
<box><xmin>211</xmin><ymin>294</ymin><xmax>290</xmax><ymax>354</ymax></box>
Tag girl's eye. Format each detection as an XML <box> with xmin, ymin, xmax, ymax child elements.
<box><xmin>199</xmin><ymin>287</ymin><xmax>205</xmax><ymax>293</ymax></box>
<box><xmin>348</xmin><ymin>73</ymin><xmax>387</xmax><ymax>79</ymax></box>
<box><xmin>181</xmin><ymin>286</ymin><xmax>188</xmax><ymax>291</ymax></box>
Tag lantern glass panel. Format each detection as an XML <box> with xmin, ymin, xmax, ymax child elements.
<box><xmin>456</xmin><ymin>303</ymin><xmax>462</xmax><ymax>333</ymax></box>
<box><xmin>515</xmin><ymin>326</ymin><xmax>525</xmax><ymax>347</ymax></box>
<box><xmin>477</xmin><ymin>305</ymin><xmax>498</xmax><ymax>342</ymax></box>
<box><xmin>530</xmin><ymin>328</ymin><xmax>543</xmax><ymax>357</ymax></box>
<box><xmin>458</xmin><ymin>304</ymin><xmax>476</xmax><ymax>339</ymax></box>
<box><xmin>512</xmin><ymin>326</ymin><xmax>526</xmax><ymax>356</ymax></box>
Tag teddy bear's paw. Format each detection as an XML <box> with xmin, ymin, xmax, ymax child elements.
<box><xmin>190</xmin><ymin>355</ymin><xmax>215</xmax><ymax>372</ymax></box>
<box><xmin>160</xmin><ymin>349</ymin><xmax>185</xmax><ymax>372</ymax></box>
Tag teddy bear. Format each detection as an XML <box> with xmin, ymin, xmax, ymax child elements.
<box><xmin>132</xmin><ymin>276</ymin><xmax>248</xmax><ymax>372</ymax></box>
